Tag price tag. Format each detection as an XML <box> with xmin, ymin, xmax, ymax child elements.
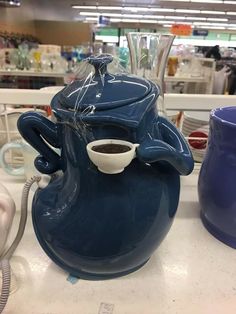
<box><xmin>98</xmin><ymin>303</ymin><xmax>114</xmax><ymax>314</ymax></box>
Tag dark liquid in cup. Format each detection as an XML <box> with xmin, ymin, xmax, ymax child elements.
<box><xmin>92</xmin><ymin>144</ymin><xmax>131</xmax><ymax>154</ymax></box>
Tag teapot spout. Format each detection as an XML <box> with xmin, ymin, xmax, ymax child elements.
<box><xmin>137</xmin><ymin>117</ymin><xmax>194</xmax><ymax>175</ymax></box>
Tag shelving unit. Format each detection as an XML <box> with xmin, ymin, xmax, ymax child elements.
<box><xmin>0</xmin><ymin>71</ymin><xmax>66</xmax><ymax>89</ymax></box>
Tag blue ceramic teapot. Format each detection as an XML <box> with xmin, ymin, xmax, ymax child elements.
<box><xmin>18</xmin><ymin>55</ymin><xmax>193</xmax><ymax>280</ymax></box>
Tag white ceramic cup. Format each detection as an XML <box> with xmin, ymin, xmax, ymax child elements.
<box><xmin>0</xmin><ymin>140</ymin><xmax>39</xmax><ymax>180</ymax></box>
<box><xmin>86</xmin><ymin>139</ymin><xmax>139</xmax><ymax>174</ymax></box>
<box><xmin>0</xmin><ymin>183</ymin><xmax>16</xmax><ymax>256</ymax></box>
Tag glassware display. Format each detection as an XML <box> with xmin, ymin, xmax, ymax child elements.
<box><xmin>126</xmin><ymin>33</ymin><xmax>174</xmax><ymax>116</ymax></box>
<box><xmin>167</xmin><ymin>56</ymin><xmax>178</xmax><ymax>76</ymax></box>
<box><xmin>33</xmin><ymin>50</ymin><xmax>42</xmax><ymax>72</ymax></box>
<box><xmin>17</xmin><ymin>43</ymin><xmax>31</xmax><ymax>70</ymax></box>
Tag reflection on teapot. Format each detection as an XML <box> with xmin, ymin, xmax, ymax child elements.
<box><xmin>17</xmin><ymin>54</ymin><xmax>194</xmax><ymax>280</ymax></box>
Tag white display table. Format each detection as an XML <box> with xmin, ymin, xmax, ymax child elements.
<box><xmin>2</xmin><ymin>165</ymin><xmax>236</xmax><ymax>314</ymax></box>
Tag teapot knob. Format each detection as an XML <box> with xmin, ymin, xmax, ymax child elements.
<box><xmin>87</xmin><ymin>54</ymin><xmax>113</xmax><ymax>76</ymax></box>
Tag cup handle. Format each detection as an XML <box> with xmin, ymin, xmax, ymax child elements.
<box><xmin>0</xmin><ymin>142</ymin><xmax>24</xmax><ymax>176</ymax></box>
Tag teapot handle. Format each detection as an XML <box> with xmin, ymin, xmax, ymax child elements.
<box><xmin>17</xmin><ymin>112</ymin><xmax>61</xmax><ymax>174</ymax></box>
<box><xmin>137</xmin><ymin>116</ymin><xmax>194</xmax><ymax>175</ymax></box>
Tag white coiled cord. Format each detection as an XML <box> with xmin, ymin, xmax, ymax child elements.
<box><xmin>0</xmin><ymin>176</ymin><xmax>42</xmax><ymax>314</ymax></box>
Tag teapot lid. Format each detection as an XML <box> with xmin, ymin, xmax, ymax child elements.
<box><xmin>58</xmin><ymin>54</ymin><xmax>153</xmax><ymax>111</ymax></box>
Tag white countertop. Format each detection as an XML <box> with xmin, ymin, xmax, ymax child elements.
<box><xmin>1</xmin><ymin>166</ymin><xmax>236</xmax><ymax>314</ymax></box>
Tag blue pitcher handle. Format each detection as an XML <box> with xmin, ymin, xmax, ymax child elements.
<box><xmin>17</xmin><ymin>112</ymin><xmax>61</xmax><ymax>174</ymax></box>
<box><xmin>137</xmin><ymin>116</ymin><xmax>194</xmax><ymax>175</ymax></box>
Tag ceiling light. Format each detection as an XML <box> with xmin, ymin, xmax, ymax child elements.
<box><xmin>144</xmin><ymin>15</ymin><xmax>165</xmax><ymax>19</ymax></box>
<box><xmin>201</xmin><ymin>10</ymin><xmax>225</xmax><ymax>15</ymax></box>
<box><xmin>158</xmin><ymin>20</ymin><xmax>175</xmax><ymax>24</ymax></box>
<box><xmin>175</xmin><ymin>9</ymin><xmax>200</xmax><ymax>13</ymax></box>
<box><xmin>191</xmin><ymin>0</ymin><xmax>223</xmax><ymax>2</ymax></box>
<box><xmin>160</xmin><ymin>0</ymin><xmax>189</xmax><ymax>2</ymax></box>
<box><xmin>123</xmin><ymin>7</ymin><xmax>148</xmax><ymax>12</ymax></box>
<box><xmin>110</xmin><ymin>18</ymin><xmax>121</xmax><ymax>22</ymax></box>
<box><xmin>165</xmin><ymin>16</ymin><xmax>187</xmax><ymax>19</ymax></box>
<box><xmin>226</xmin><ymin>12</ymin><xmax>236</xmax><ymax>15</ymax></box>
<box><xmin>163</xmin><ymin>24</ymin><xmax>172</xmax><ymax>27</ymax></box>
<box><xmin>98</xmin><ymin>6</ymin><xmax>122</xmax><ymax>10</ymax></box>
<box><xmin>149</xmin><ymin>8</ymin><xmax>175</xmax><ymax>12</ymax></box>
<box><xmin>207</xmin><ymin>18</ymin><xmax>228</xmax><ymax>21</ymax></box>
<box><xmin>85</xmin><ymin>17</ymin><xmax>97</xmax><ymax>21</ymax></box>
<box><xmin>141</xmin><ymin>19</ymin><xmax>158</xmax><ymax>23</ymax></box>
<box><xmin>72</xmin><ymin>5</ymin><xmax>97</xmax><ymax>9</ymax></box>
<box><xmin>80</xmin><ymin>12</ymin><xmax>99</xmax><ymax>16</ymax></box>
<box><xmin>194</xmin><ymin>22</ymin><xmax>228</xmax><ymax>26</ymax></box>
<box><xmin>162</xmin><ymin>0</ymin><xmax>230</xmax><ymax>2</ymax></box>
<box><xmin>122</xmin><ymin>19</ymin><xmax>141</xmax><ymax>22</ymax></box>
<box><xmin>186</xmin><ymin>16</ymin><xmax>206</xmax><ymax>20</ymax></box>
<box><xmin>122</xmin><ymin>14</ymin><xmax>143</xmax><ymax>18</ymax></box>
<box><xmin>206</xmin><ymin>26</ymin><xmax>226</xmax><ymax>29</ymax></box>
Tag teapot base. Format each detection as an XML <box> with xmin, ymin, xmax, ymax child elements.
<box><xmin>33</xmin><ymin>222</ymin><xmax>150</xmax><ymax>280</ymax></box>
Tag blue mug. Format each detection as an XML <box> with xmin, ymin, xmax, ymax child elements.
<box><xmin>198</xmin><ymin>106</ymin><xmax>236</xmax><ymax>248</ymax></box>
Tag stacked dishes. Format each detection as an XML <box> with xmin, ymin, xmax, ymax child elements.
<box><xmin>181</xmin><ymin>112</ymin><xmax>209</xmax><ymax>162</ymax></box>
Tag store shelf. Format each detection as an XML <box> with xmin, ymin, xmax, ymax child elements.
<box><xmin>0</xmin><ymin>70</ymin><xmax>66</xmax><ymax>78</ymax></box>
<box><xmin>165</xmin><ymin>75</ymin><xmax>208</xmax><ymax>83</ymax></box>
<box><xmin>2</xmin><ymin>166</ymin><xmax>236</xmax><ymax>314</ymax></box>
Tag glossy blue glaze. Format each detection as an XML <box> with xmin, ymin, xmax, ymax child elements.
<box><xmin>198</xmin><ymin>107</ymin><xmax>236</xmax><ymax>248</ymax></box>
<box><xmin>17</xmin><ymin>55</ymin><xmax>194</xmax><ymax>279</ymax></box>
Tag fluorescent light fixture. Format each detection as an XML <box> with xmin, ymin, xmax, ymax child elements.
<box><xmin>144</xmin><ymin>15</ymin><xmax>165</xmax><ymax>18</ymax></box>
<box><xmin>158</xmin><ymin>20</ymin><xmax>175</xmax><ymax>24</ymax></box>
<box><xmin>207</xmin><ymin>18</ymin><xmax>228</xmax><ymax>21</ymax></box>
<box><xmin>85</xmin><ymin>17</ymin><xmax>97</xmax><ymax>21</ymax></box>
<box><xmin>179</xmin><ymin>22</ymin><xmax>193</xmax><ymax>25</ymax></box>
<box><xmin>163</xmin><ymin>24</ymin><xmax>172</xmax><ymax>27</ymax></box>
<box><xmin>122</xmin><ymin>14</ymin><xmax>143</xmax><ymax>18</ymax></box>
<box><xmin>165</xmin><ymin>16</ymin><xmax>187</xmax><ymax>19</ymax></box>
<box><xmin>98</xmin><ymin>6</ymin><xmax>122</xmax><ymax>10</ymax></box>
<box><xmin>194</xmin><ymin>21</ymin><xmax>227</xmax><ymax>25</ymax></box>
<box><xmin>149</xmin><ymin>8</ymin><xmax>175</xmax><ymax>12</ymax></box>
<box><xmin>161</xmin><ymin>0</ymin><xmax>189</xmax><ymax>2</ymax></box>
<box><xmin>201</xmin><ymin>11</ymin><xmax>225</xmax><ymax>15</ymax></box>
<box><xmin>186</xmin><ymin>16</ymin><xmax>206</xmax><ymax>20</ymax></box>
<box><xmin>226</xmin><ymin>12</ymin><xmax>236</xmax><ymax>15</ymax></box>
<box><xmin>80</xmin><ymin>12</ymin><xmax>99</xmax><ymax>16</ymax></box>
<box><xmin>141</xmin><ymin>19</ymin><xmax>158</xmax><ymax>23</ymax></box>
<box><xmin>122</xmin><ymin>19</ymin><xmax>141</xmax><ymax>22</ymax></box>
<box><xmin>72</xmin><ymin>5</ymin><xmax>97</xmax><ymax>9</ymax></box>
<box><xmin>191</xmin><ymin>0</ymin><xmax>223</xmax><ymax>2</ymax></box>
<box><xmin>123</xmin><ymin>7</ymin><xmax>148</xmax><ymax>11</ymax></box>
<box><xmin>110</xmin><ymin>18</ymin><xmax>121</xmax><ymax>22</ymax></box>
<box><xmin>225</xmin><ymin>1</ymin><xmax>236</xmax><ymax>3</ymax></box>
<box><xmin>206</xmin><ymin>26</ymin><xmax>226</xmax><ymax>29</ymax></box>
<box><xmin>175</xmin><ymin>9</ymin><xmax>200</xmax><ymax>13</ymax></box>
